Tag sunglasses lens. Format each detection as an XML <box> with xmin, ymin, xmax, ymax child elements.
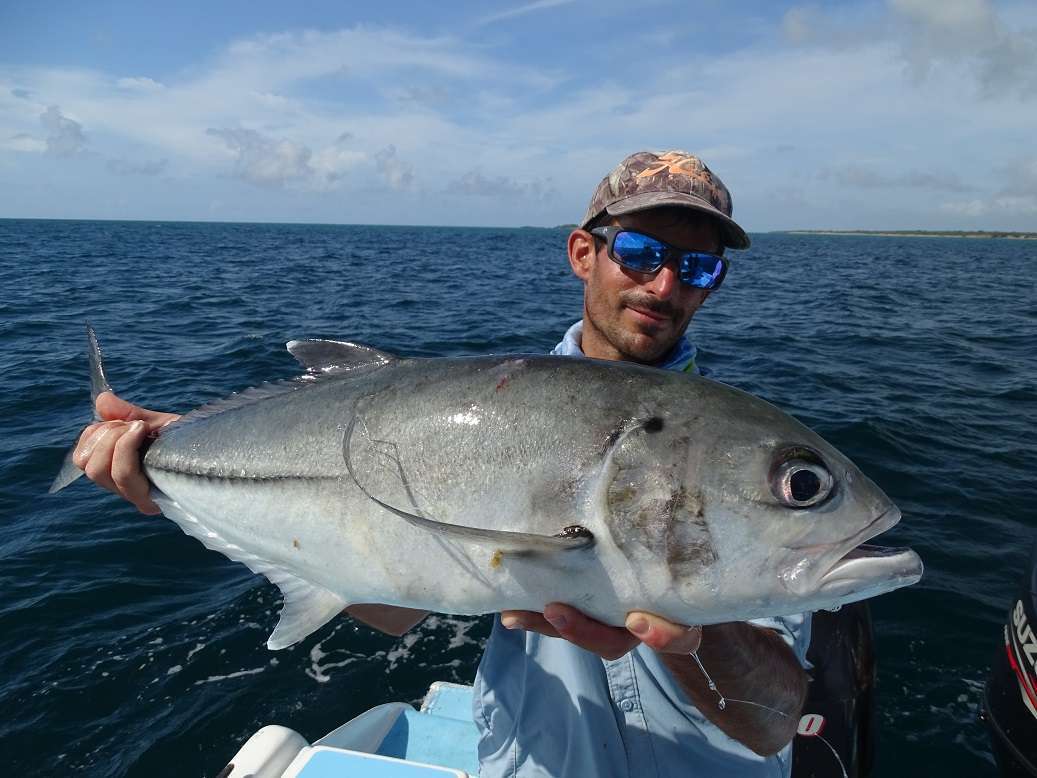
<box><xmin>604</xmin><ymin>229</ymin><xmax>726</xmax><ymax>290</ymax></box>
<box><xmin>681</xmin><ymin>254</ymin><xmax>726</xmax><ymax>290</ymax></box>
<box><xmin>612</xmin><ymin>231</ymin><xmax>666</xmax><ymax>272</ymax></box>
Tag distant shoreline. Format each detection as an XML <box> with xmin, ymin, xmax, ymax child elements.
<box><xmin>786</xmin><ymin>229</ymin><xmax>1037</xmax><ymax>240</ymax></box>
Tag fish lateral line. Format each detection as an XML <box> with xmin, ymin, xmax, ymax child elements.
<box><xmin>142</xmin><ymin>463</ymin><xmax>338</xmax><ymax>483</ymax></box>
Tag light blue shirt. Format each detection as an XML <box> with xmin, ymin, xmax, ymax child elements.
<box><xmin>472</xmin><ymin>321</ymin><xmax>812</xmax><ymax>778</ymax></box>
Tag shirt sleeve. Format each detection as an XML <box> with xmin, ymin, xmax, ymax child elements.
<box><xmin>747</xmin><ymin>612</ymin><xmax>813</xmax><ymax>668</ymax></box>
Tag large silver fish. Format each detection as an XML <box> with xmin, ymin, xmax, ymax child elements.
<box><xmin>52</xmin><ymin>326</ymin><xmax>922</xmax><ymax>649</ymax></box>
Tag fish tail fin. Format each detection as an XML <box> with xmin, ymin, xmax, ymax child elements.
<box><xmin>48</xmin><ymin>322</ymin><xmax>114</xmax><ymax>494</ymax></box>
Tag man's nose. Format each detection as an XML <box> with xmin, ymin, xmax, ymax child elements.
<box><xmin>643</xmin><ymin>258</ymin><xmax>680</xmax><ymax>298</ymax></box>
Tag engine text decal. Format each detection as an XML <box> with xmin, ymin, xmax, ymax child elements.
<box><xmin>1008</xmin><ymin>599</ymin><xmax>1037</xmax><ymax>720</ymax></box>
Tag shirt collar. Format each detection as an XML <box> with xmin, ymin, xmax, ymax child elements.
<box><xmin>551</xmin><ymin>320</ymin><xmax>699</xmax><ymax>374</ymax></box>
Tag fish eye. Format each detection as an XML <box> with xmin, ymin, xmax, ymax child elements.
<box><xmin>771</xmin><ymin>450</ymin><xmax>834</xmax><ymax>509</ymax></box>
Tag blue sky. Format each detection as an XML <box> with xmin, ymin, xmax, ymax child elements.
<box><xmin>1</xmin><ymin>0</ymin><xmax>1035</xmax><ymax>230</ymax></box>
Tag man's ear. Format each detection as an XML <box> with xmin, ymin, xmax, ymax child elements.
<box><xmin>568</xmin><ymin>229</ymin><xmax>596</xmax><ymax>281</ymax></box>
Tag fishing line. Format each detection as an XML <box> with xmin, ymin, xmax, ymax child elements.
<box><xmin>688</xmin><ymin>649</ymin><xmax>848</xmax><ymax>778</ymax></box>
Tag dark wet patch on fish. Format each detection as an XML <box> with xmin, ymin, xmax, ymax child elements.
<box><xmin>664</xmin><ymin>488</ymin><xmax>717</xmax><ymax>573</ymax></box>
<box><xmin>606</xmin><ymin>462</ymin><xmax>717</xmax><ymax>581</ymax></box>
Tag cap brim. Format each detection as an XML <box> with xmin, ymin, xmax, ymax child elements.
<box><xmin>596</xmin><ymin>191</ymin><xmax>751</xmax><ymax>250</ymax></box>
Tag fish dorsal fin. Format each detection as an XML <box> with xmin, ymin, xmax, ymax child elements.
<box><xmin>152</xmin><ymin>493</ymin><xmax>348</xmax><ymax>650</ymax></box>
<box><xmin>166</xmin><ymin>378</ymin><xmax>311</xmax><ymax>429</ymax></box>
<box><xmin>286</xmin><ymin>339</ymin><xmax>397</xmax><ymax>375</ymax></box>
<box><xmin>160</xmin><ymin>341</ymin><xmax>395</xmax><ymax>433</ymax></box>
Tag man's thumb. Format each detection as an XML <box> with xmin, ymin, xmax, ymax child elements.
<box><xmin>95</xmin><ymin>391</ymin><xmax>160</xmax><ymax>424</ymax></box>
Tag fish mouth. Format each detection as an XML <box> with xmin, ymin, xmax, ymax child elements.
<box><xmin>817</xmin><ymin>543</ymin><xmax>924</xmax><ymax>597</ymax></box>
<box><xmin>784</xmin><ymin>507</ymin><xmax>923</xmax><ymax>599</ymax></box>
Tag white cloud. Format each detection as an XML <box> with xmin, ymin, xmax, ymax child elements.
<box><xmin>781</xmin><ymin>6</ymin><xmax>816</xmax><ymax>44</ymax></box>
<box><xmin>203</xmin><ymin>124</ymin><xmax>375</xmax><ymax>190</ymax></box>
<box><xmin>940</xmin><ymin>195</ymin><xmax>1037</xmax><ymax>217</ymax></box>
<box><xmin>0</xmin><ymin>12</ymin><xmax>1034</xmax><ymax>229</ymax></box>
<box><xmin>116</xmin><ymin>76</ymin><xmax>165</xmax><ymax>92</ymax></box>
<box><xmin>0</xmin><ymin>25</ymin><xmax>555</xmax><ymax>178</ymax></box>
<box><xmin>939</xmin><ymin>199</ymin><xmax>988</xmax><ymax>217</ymax></box>
<box><xmin>212</xmin><ymin>26</ymin><xmax>550</xmax><ymax>88</ymax></box>
<box><xmin>888</xmin><ymin>0</ymin><xmax>1037</xmax><ymax>95</ymax></box>
<box><xmin>311</xmin><ymin>145</ymin><xmax>365</xmax><ymax>184</ymax></box>
<box><xmin>447</xmin><ymin>169</ymin><xmax>556</xmax><ymax>200</ymax></box>
<box><xmin>475</xmin><ymin>0</ymin><xmax>577</xmax><ymax>27</ymax></box>
<box><xmin>106</xmin><ymin>157</ymin><xmax>168</xmax><ymax>176</ymax></box>
<box><xmin>206</xmin><ymin>127</ymin><xmax>316</xmax><ymax>188</ymax></box>
<box><xmin>889</xmin><ymin>0</ymin><xmax>995</xmax><ymax>32</ymax></box>
<box><xmin>821</xmin><ymin>164</ymin><xmax>977</xmax><ymax>193</ymax></box>
<box><xmin>779</xmin><ymin>3</ymin><xmax>888</xmax><ymax>49</ymax></box>
<box><xmin>996</xmin><ymin>195</ymin><xmax>1037</xmax><ymax>214</ymax></box>
<box><xmin>373</xmin><ymin>145</ymin><xmax>414</xmax><ymax>190</ymax></box>
<box><xmin>40</xmin><ymin>105</ymin><xmax>87</xmax><ymax>157</ymax></box>
<box><xmin>2</xmin><ymin>132</ymin><xmax>46</xmax><ymax>153</ymax></box>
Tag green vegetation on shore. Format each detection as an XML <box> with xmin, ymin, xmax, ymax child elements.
<box><xmin>786</xmin><ymin>229</ymin><xmax>1037</xmax><ymax>240</ymax></box>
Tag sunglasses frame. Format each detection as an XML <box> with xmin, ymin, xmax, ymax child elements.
<box><xmin>589</xmin><ymin>225</ymin><xmax>729</xmax><ymax>291</ymax></box>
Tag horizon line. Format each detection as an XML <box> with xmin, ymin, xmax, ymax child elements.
<box><xmin>1</xmin><ymin>216</ymin><xmax>1034</xmax><ymax>236</ymax></box>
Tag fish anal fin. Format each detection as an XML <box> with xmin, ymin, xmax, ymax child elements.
<box><xmin>266</xmin><ymin>574</ymin><xmax>348</xmax><ymax>651</ymax></box>
<box><xmin>152</xmin><ymin>495</ymin><xmax>348</xmax><ymax>650</ymax></box>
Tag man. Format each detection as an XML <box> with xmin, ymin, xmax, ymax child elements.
<box><xmin>73</xmin><ymin>150</ymin><xmax>809</xmax><ymax>777</ymax></box>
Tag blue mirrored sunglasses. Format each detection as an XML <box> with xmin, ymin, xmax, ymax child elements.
<box><xmin>590</xmin><ymin>226</ymin><xmax>728</xmax><ymax>291</ymax></box>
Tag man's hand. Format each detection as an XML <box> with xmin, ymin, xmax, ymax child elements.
<box><xmin>501</xmin><ymin>603</ymin><xmax>808</xmax><ymax>756</ymax></box>
<box><xmin>500</xmin><ymin>603</ymin><xmax>701</xmax><ymax>660</ymax></box>
<box><xmin>73</xmin><ymin>391</ymin><xmax>180</xmax><ymax>515</ymax></box>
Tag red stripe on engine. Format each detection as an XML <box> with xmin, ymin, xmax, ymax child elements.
<box><xmin>1006</xmin><ymin>632</ymin><xmax>1037</xmax><ymax>712</ymax></box>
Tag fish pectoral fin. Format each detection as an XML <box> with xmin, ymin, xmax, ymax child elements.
<box><xmin>152</xmin><ymin>495</ymin><xmax>347</xmax><ymax>650</ymax></box>
<box><xmin>372</xmin><ymin>496</ymin><xmax>594</xmax><ymax>554</ymax></box>
<box><xmin>343</xmin><ymin>414</ymin><xmax>594</xmax><ymax>554</ymax></box>
<box><xmin>265</xmin><ymin>572</ymin><xmax>349</xmax><ymax>651</ymax></box>
<box><xmin>286</xmin><ymin>339</ymin><xmax>397</xmax><ymax>374</ymax></box>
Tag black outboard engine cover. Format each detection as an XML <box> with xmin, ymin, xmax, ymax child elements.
<box><xmin>983</xmin><ymin>539</ymin><xmax>1037</xmax><ymax>776</ymax></box>
<box><xmin>792</xmin><ymin>602</ymin><xmax>876</xmax><ymax>778</ymax></box>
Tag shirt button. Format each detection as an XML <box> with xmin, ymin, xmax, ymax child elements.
<box><xmin>619</xmin><ymin>699</ymin><xmax>635</xmax><ymax>712</ymax></box>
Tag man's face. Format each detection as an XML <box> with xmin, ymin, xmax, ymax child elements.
<box><xmin>569</xmin><ymin>209</ymin><xmax>722</xmax><ymax>364</ymax></box>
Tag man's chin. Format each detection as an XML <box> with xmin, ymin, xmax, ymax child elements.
<box><xmin>620</xmin><ymin>332</ymin><xmax>676</xmax><ymax>364</ymax></box>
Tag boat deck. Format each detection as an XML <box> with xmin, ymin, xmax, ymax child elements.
<box><xmin>223</xmin><ymin>682</ymin><xmax>480</xmax><ymax>777</ymax></box>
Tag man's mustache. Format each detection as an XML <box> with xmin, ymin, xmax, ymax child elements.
<box><xmin>621</xmin><ymin>294</ymin><xmax>676</xmax><ymax>319</ymax></box>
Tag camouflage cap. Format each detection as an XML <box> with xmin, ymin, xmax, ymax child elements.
<box><xmin>580</xmin><ymin>150</ymin><xmax>750</xmax><ymax>250</ymax></box>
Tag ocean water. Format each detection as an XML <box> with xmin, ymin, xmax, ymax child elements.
<box><xmin>1</xmin><ymin>219</ymin><xmax>1034</xmax><ymax>776</ymax></box>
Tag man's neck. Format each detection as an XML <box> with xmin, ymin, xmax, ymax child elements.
<box><xmin>578</xmin><ymin>326</ymin><xmax>628</xmax><ymax>363</ymax></box>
